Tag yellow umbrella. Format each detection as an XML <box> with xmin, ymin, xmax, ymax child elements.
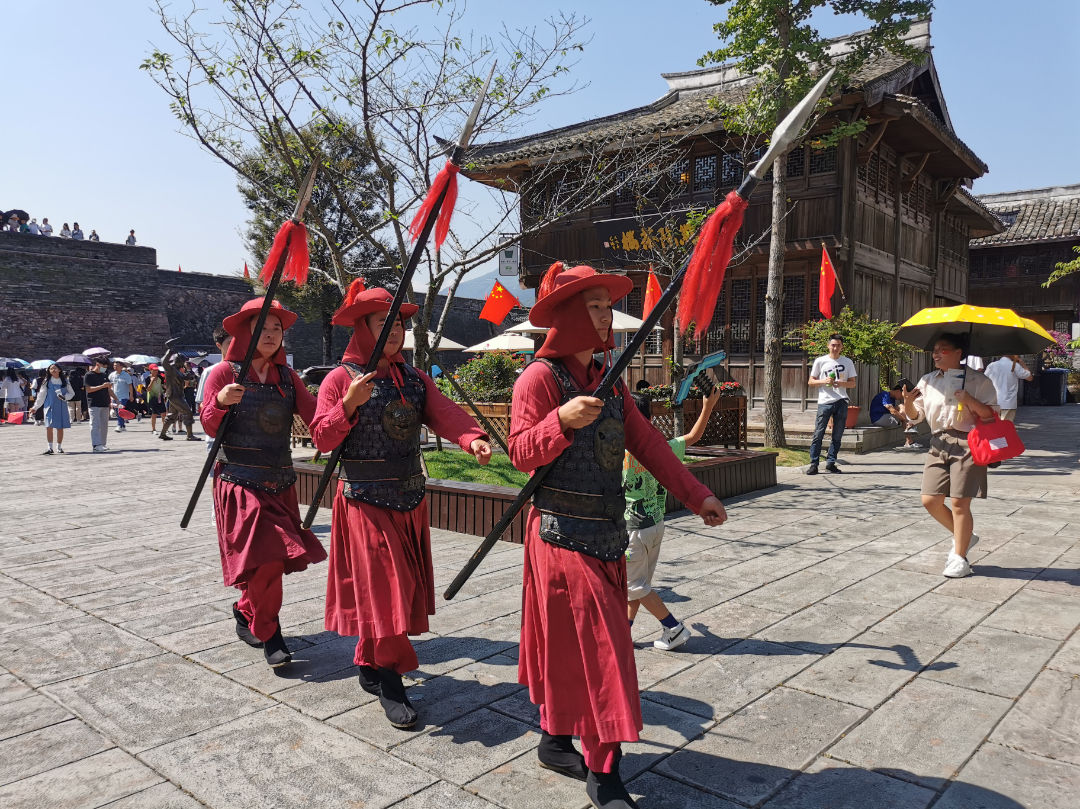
<box><xmin>895</xmin><ymin>305</ymin><xmax>1055</xmax><ymax>355</ymax></box>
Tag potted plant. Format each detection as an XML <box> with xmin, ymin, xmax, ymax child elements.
<box><xmin>790</xmin><ymin>307</ymin><xmax>913</xmax><ymax>428</ymax></box>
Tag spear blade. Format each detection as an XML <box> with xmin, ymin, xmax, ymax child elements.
<box><xmin>291</xmin><ymin>162</ymin><xmax>319</xmax><ymax>222</ymax></box>
<box><xmin>746</xmin><ymin>67</ymin><xmax>836</xmax><ymax>182</ymax></box>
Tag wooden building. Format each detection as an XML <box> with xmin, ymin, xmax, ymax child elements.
<box><xmin>465</xmin><ymin>21</ymin><xmax>1001</xmax><ymax>411</ymax></box>
<box><xmin>968</xmin><ymin>185</ymin><xmax>1080</xmax><ymax>336</ymax></box>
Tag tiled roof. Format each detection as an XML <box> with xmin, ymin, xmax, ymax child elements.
<box><xmin>466</xmin><ymin>32</ymin><xmax>927</xmax><ymax>168</ymax></box>
<box><xmin>970</xmin><ymin>185</ymin><xmax>1080</xmax><ymax>246</ymax></box>
<box><xmin>888</xmin><ymin>93</ymin><xmax>986</xmax><ymax>176</ymax></box>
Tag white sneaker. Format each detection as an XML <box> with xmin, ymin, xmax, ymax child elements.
<box><xmin>115</xmin><ymin>427</ymin><xmax>123</xmax><ymax>433</ymax></box>
<box><xmin>943</xmin><ymin>552</ymin><xmax>971</xmax><ymax>578</ymax></box>
<box><xmin>904</xmin><ymin>426</ymin><xmax>918</xmax><ymax>434</ymax></box>
<box><xmin>93</xmin><ymin>446</ymin><xmax>107</xmax><ymax>453</ymax></box>
<box><xmin>654</xmin><ymin>622</ymin><xmax>691</xmax><ymax>651</ymax></box>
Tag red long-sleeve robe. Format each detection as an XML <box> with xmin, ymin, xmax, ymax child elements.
<box><xmin>310</xmin><ymin>364</ymin><xmax>486</xmax><ymax>640</ymax></box>
<box><xmin>200</xmin><ymin>361</ymin><xmax>326</xmax><ymax>587</ymax></box>
<box><xmin>510</xmin><ymin>357</ymin><xmax>712</xmax><ymax>744</ymax></box>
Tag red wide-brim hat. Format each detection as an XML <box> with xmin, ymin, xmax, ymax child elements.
<box><xmin>332</xmin><ymin>286</ymin><xmax>419</xmax><ymax>327</ymax></box>
<box><xmin>222</xmin><ymin>298</ymin><xmax>298</xmax><ymax>337</ymax></box>
<box><xmin>529</xmin><ymin>265</ymin><xmax>633</xmax><ymax>327</ymax></box>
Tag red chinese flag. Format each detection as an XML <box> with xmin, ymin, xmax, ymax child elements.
<box><xmin>178</xmin><ymin>265</ymin><xmax>182</xmax><ymax>273</ymax></box>
<box><xmin>819</xmin><ymin>246</ymin><xmax>837</xmax><ymax>319</ymax></box>
<box><xmin>243</xmin><ymin>262</ymin><xmax>250</xmax><ymax>279</ymax></box>
<box><xmin>478</xmin><ymin>280</ymin><xmax>521</xmax><ymax>325</ymax></box>
<box><xmin>642</xmin><ymin>266</ymin><xmax>662</xmax><ymax>319</ymax></box>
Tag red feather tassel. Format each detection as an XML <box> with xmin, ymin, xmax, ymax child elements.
<box><xmin>537</xmin><ymin>261</ymin><xmax>566</xmax><ymax>301</ymax></box>
<box><xmin>259</xmin><ymin>220</ymin><xmax>310</xmax><ymax>287</ymax></box>
<box><xmin>409</xmin><ymin>161</ymin><xmax>460</xmax><ymax>251</ymax></box>
<box><xmin>676</xmin><ymin>191</ymin><xmax>749</xmax><ymax>337</ymax></box>
<box><xmin>343</xmin><ymin>277</ymin><xmax>366</xmax><ymax>306</ymax></box>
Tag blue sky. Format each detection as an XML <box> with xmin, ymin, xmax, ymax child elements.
<box><xmin>3</xmin><ymin>1</ymin><xmax>1077</xmax><ymax>296</ymax></box>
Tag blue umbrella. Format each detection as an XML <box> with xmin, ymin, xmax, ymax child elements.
<box><xmin>29</xmin><ymin>359</ymin><xmax>56</xmax><ymax>370</ymax></box>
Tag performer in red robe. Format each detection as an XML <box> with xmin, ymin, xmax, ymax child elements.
<box><xmin>310</xmin><ymin>285</ymin><xmax>490</xmax><ymax>729</ymax></box>
<box><xmin>509</xmin><ymin>264</ymin><xmax>727</xmax><ymax>809</ymax></box>
<box><xmin>200</xmin><ymin>297</ymin><xmax>327</xmax><ymax>668</ymax></box>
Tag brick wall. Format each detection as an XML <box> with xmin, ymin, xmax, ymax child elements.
<box><xmin>0</xmin><ymin>234</ymin><xmax>499</xmax><ymax>371</ymax></box>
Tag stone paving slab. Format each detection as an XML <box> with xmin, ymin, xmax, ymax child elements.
<box><xmin>828</xmin><ymin>678</ymin><xmax>1013</xmax><ymax>789</ymax></box>
<box><xmin>655</xmin><ymin>686</ymin><xmax>866</xmax><ymax>805</ymax></box>
<box><xmin>935</xmin><ymin>743</ymin><xmax>1080</xmax><ymax>809</ymax></box>
<box><xmin>44</xmin><ymin>654</ymin><xmax>273</xmax><ymax>753</ymax></box>
<box><xmin>1</xmin><ymin>407</ymin><xmax>1078</xmax><ymax>808</ymax></box>
<box><xmin>139</xmin><ymin>704</ymin><xmax>435</xmax><ymax>809</ymax></box>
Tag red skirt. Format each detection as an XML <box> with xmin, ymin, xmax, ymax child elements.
<box><xmin>519</xmin><ymin>508</ymin><xmax>642</xmax><ymax>744</ymax></box>
<box><xmin>214</xmin><ymin>474</ymin><xmax>327</xmax><ymax>587</ymax></box>
<box><xmin>324</xmin><ymin>483</ymin><xmax>434</xmax><ymax>638</ymax></box>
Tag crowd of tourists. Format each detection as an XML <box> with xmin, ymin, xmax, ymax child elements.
<box><xmin>3</xmin><ymin>209</ymin><xmax>137</xmax><ymax>244</ymax></box>
<box><xmin>1</xmin><ymin>351</ymin><xmax>207</xmax><ymax>453</ymax></box>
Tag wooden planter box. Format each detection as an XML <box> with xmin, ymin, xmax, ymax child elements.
<box><xmin>649</xmin><ymin>395</ymin><xmax>748</xmax><ymax>449</ymax></box>
<box><xmin>294</xmin><ymin>444</ymin><xmax>776</xmax><ymax>542</ymax></box>
<box><xmin>293</xmin><ymin>461</ymin><xmax>529</xmax><ymax>544</ymax></box>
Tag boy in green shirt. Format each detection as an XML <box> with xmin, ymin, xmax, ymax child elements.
<box><xmin>624</xmin><ymin>384</ymin><xmax>721</xmax><ymax>650</ymax></box>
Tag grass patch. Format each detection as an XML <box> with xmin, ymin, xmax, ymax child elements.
<box><xmin>302</xmin><ymin>449</ymin><xmax>528</xmax><ymax>487</ymax></box>
<box><xmin>763</xmin><ymin>446</ymin><xmax>811</xmax><ymax>467</ymax></box>
<box><xmin>423</xmin><ymin>449</ymin><xmax>529</xmax><ymax>487</ymax></box>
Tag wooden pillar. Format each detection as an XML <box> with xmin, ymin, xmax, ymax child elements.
<box><xmin>892</xmin><ymin>158</ymin><xmax>903</xmax><ymax>321</ymax></box>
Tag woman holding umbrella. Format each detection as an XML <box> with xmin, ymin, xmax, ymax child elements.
<box><xmin>901</xmin><ymin>334</ymin><xmax>998</xmax><ymax>578</ymax></box>
<box><xmin>33</xmin><ymin>363</ymin><xmax>75</xmax><ymax>454</ymax></box>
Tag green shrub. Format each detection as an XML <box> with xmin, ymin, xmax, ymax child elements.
<box><xmin>443</xmin><ymin>350</ymin><xmax>525</xmax><ymax>403</ymax></box>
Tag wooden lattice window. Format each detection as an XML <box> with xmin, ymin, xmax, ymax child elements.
<box><xmin>623</xmin><ymin>287</ymin><xmax>663</xmax><ymax>354</ymax></box>
<box><xmin>693</xmin><ymin>154</ymin><xmax>717</xmax><ymax>192</ymax></box>
<box><xmin>729</xmin><ymin>278</ymin><xmax>751</xmax><ymax>354</ymax></box>
<box><xmin>721</xmin><ymin>153</ymin><xmax>744</xmax><ymax>187</ymax></box>
<box><xmin>668</xmin><ymin>158</ymin><xmax>690</xmax><ymax>194</ymax></box>
<box><xmin>782</xmin><ymin>275</ymin><xmax>806</xmax><ymax>351</ymax></box>
<box><xmin>809</xmin><ymin>145</ymin><xmax>837</xmax><ymax>175</ymax></box>
<box><xmin>787</xmin><ymin>147</ymin><xmax>806</xmax><ymax>178</ymax></box>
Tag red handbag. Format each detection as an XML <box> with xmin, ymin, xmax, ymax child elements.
<box><xmin>968</xmin><ymin>415</ymin><xmax>1024</xmax><ymax>466</ymax></box>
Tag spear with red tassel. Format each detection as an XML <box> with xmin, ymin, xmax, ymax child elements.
<box><xmin>180</xmin><ymin>163</ymin><xmax>318</xmax><ymax>529</ymax></box>
<box><xmin>301</xmin><ymin>65</ymin><xmax>496</xmax><ymax>529</ymax></box>
<box><xmin>443</xmin><ymin>67</ymin><xmax>836</xmax><ymax>599</ymax></box>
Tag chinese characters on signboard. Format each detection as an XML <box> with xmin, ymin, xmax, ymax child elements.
<box><xmin>595</xmin><ymin>212</ymin><xmax>699</xmax><ymax>262</ymax></box>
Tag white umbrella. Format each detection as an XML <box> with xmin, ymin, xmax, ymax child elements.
<box><xmin>29</xmin><ymin>359</ymin><xmax>56</xmax><ymax>369</ymax></box>
<box><xmin>124</xmin><ymin>354</ymin><xmax>160</xmax><ymax>365</ymax></box>
<box><xmin>506</xmin><ymin>310</ymin><xmax>660</xmax><ymax>334</ymax></box>
<box><xmin>463</xmin><ymin>333</ymin><xmax>536</xmax><ymax>353</ymax></box>
<box><xmin>402</xmin><ymin>330</ymin><xmax>466</xmax><ymax>351</ymax></box>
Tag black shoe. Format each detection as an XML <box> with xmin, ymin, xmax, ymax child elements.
<box><xmin>377</xmin><ymin>668</ymin><xmax>418</xmax><ymax>729</ymax></box>
<box><xmin>826</xmin><ymin>463</ymin><xmax>842</xmax><ymax>474</ymax></box>
<box><xmin>806</xmin><ymin>464</ymin><xmax>818</xmax><ymax>476</ymax></box>
<box><xmin>159</xmin><ymin>433</ymin><xmax>173</xmax><ymax>441</ymax></box>
<box><xmin>988</xmin><ymin>460</ymin><xmax>1001</xmax><ymax>469</ymax></box>
<box><xmin>42</xmin><ymin>448</ymin><xmax>53</xmax><ymax>455</ymax></box>
<box><xmin>586</xmin><ymin>767</ymin><xmax>639</xmax><ymax>809</ymax></box>
<box><xmin>186</xmin><ymin>435</ymin><xmax>201</xmax><ymax>441</ymax></box>
<box><xmin>357</xmin><ymin>665</ymin><xmax>381</xmax><ymax>696</ymax></box>
<box><xmin>232</xmin><ymin>602</ymin><xmax>263</xmax><ymax>648</ymax></box>
<box><xmin>538</xmin><ymin>732</ymin><xmax>588</xmax><ymax>781</ymax></box>
<box><xmin>262</xmin><ymin>623</ymin><xmax>292</xmax><ymax>667</ymax></box>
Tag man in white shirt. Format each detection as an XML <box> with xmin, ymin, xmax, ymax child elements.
<box><xmin>983</xmin><ymin>355</ymin><xmax>1032</xmax><ymax>421</ymax></box>
<box><xmin>27</xmin><ymin>219</ymin><xmax>41</xmax><ymax>235</ymax></box>
<box><xmin>39</xmin><ymin>218</ymin><xmax>53</xmax><ymax>237</ymax></box>
<box><xmin>806</xmin><ymin>334</ymin><xmax>857</xmax><ymax>475</ymax></box>
<box><xmin>109</xmin><ymin>361</ymin><xmax>136</xmax><ymax>432</ymax></box>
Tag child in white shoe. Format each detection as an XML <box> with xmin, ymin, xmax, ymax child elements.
<box><xmin>624</xmin><ymin>381</ymin><xmax>721</xmax><ymax>650</ymax></box>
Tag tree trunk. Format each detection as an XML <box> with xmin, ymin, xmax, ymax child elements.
<box><xmin>671</xmin><ymin>324</ymin><xmax>685</xmax><ymax>435</ymax></box>
<box><xmin>321</xmin><ymin>312</ymin><xmax>334</xmax><ymax>366</ymax></box>
<box><xmin>762</xmin><ymin>155</ymin><xmax>787</xmax><ymax>448</ymax></box>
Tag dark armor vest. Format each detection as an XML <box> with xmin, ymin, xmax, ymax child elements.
<box><xmin>339</xmin><ymin>363</ymin><xmax>427</xmax><ymax>511</ymax></box>
<box><xmin>218</xmin><ymin>363</ymin><xmax>297</xmax><ymax>494</ymax></box>
<box><xmin>531</xmin><ymin>359</ymin><xmax>628</xmax><ymax>561</ymax></box>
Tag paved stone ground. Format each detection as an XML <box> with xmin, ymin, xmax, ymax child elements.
<box><xmin>1</xmin><ymin>407</ymin><xmax>1078</xmax><ymax>809</ymax></box>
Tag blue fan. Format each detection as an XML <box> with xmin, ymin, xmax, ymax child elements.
<box><xmin>673</xmin><ymin>350</ymin><xmax>727</xmax><ymax>405</ymax></box>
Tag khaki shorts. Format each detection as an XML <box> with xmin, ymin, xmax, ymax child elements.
<box><xmin>625</xmin><ymin>523</ymin><xmax>665</xmax><ymax>600</ymax></box>
<box><xmin>921</xmin><ymin>430</ymin><xmax>987</xmax><ymax>500</ymax></box>
<box><xmin>1000</xmin><ymin>409</ymin><xmax>1017</xmax><ymax>422</ymax></box>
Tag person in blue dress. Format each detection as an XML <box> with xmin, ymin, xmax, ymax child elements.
<box><xmin>33</xmin><ymin>363</ymin><xmax>74</xmax><ymax>455</ymax></box>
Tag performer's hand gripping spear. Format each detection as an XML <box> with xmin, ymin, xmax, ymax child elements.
<box><xmin>180</xmin><ymin>163</ymin><xmax>318</xmax><ymax>529</ymax></box>
<box><xmin>443</xmin><ymin>68</ymin><xmax>836</xmax><ymax>599</ymax></box>
<box><xmin>301</xmin><ymin>65</ymin><xmax>496</xmax><ymax>529</ymax></box>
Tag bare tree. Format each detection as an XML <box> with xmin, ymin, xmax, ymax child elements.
<box><xmin>143</xmin><ymin>0</ymin><xmax>653</xmax><ymax>368</ymax></box>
